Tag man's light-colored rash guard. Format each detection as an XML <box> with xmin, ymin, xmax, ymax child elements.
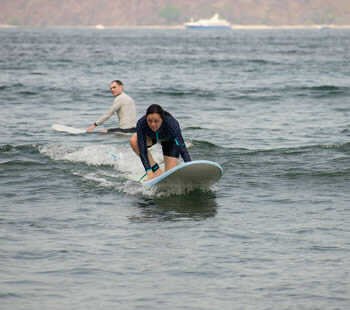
<box><xmin>95</xmin><ymin>92</ymin><xmax>136</xmax><ymax>129</ymax></box>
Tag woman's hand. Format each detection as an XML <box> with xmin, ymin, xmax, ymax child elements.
<box><xmin>153</xmin><ymin>168</ymin><xmax>162</xmax><ymax>177</ymax></box>
<box><xmin>146</xmin><ymin>168</ymin><xmax>163</xmax><ymax>180</ymax></box>
<box><xmin>146</xmin><ymin>170</ymin><xmax>156</xmax><ymax>180</ymax></box>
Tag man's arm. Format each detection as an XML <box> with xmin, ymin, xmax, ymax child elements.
<box><xmin>86</xmin><ymin>99</ymin><xmax>120</xmax><ymax>132</ymax></box>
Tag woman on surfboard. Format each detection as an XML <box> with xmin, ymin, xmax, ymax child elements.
<box><xmin>130</xmin><ymin>104</ymin><xmax>192</xmax><ymax>180</ymax></box>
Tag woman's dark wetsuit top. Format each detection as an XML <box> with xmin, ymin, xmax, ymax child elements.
<box><xmin>136</xmin><ymin>113</ymin><xmax>191</xmax><ymax>171</ymax></box>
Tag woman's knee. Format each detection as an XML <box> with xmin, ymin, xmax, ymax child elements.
<box><xmin>129</xmin><ymin>134</ymin><xmax>138</xmax><ymax>152</ymax></box>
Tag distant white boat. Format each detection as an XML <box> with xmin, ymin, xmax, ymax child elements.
<box><xmin>95</xmin><ymin>24</ymin><xmax>105</xmax><ymax>29</ymax></box>
<box><xmin>184</xmin><ymin>13</ymin><xmax>232</xmax><ymax>30</ymax></box>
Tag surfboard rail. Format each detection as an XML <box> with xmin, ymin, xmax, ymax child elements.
<box><xmin>142</xmin><ymin>160</ymin><xmax>223</xmax><ymax>193</ymax></box>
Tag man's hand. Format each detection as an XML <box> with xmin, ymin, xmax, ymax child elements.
<box><xmin>86</xmin><ymin>123</ymin><xmax>97</xmax><ymax>132</ymax></box>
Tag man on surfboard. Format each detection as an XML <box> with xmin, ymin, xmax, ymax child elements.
<box><xmin>86</xmin><ymin>80</ymin><xmax>137</xmax><ymax>133</ymax></box>
<box><xmin>130</xmin><ymin>104</ymin><xmax>191</xmax><ymax>180</ymax></box>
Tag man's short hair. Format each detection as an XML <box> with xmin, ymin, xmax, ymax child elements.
<box><xmin>111</xmin><ymin>80</ymin><xmax>123</xmax><ymax>86</ymax></box>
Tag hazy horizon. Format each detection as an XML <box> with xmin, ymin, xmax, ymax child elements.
<box><xmin>1</xmin><ymin>0</ymin><xmax>350</xmax><ymax>27</ymax></box>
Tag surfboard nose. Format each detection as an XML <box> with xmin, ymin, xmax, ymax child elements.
<box><xmin>142</xmin><ymin>160</ymin><xmax>223</xmax><ymax>194</ymax></box>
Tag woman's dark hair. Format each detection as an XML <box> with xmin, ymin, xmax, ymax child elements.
<box><xmin>146</xmin><ymin>104</ymin><xmax>170</xmax><ymax>120</ymax></box>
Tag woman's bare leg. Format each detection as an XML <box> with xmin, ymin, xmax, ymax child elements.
<box><xmin>163</xmin><ymin>156</ymin><xmax>179</xmax><ymax>171</ymax></box>
<box><xmin>129</xmin><ymin>133</ymin><xmax>157</xmax><ymax>167</ymax></box>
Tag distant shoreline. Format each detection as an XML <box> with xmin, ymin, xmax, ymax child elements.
<box><xmin>232</xmin><ymin>24</ymin><xmax>350</xmax><ymax>30</ymax></box>
<box><xmin>1</xmin><ymin>24</ymin><xmax>350</xmax><ymax>30</ymax></box>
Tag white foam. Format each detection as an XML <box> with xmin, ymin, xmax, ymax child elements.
<box><xmin>40</xmin><ymin>143</ymin><xmax>133</xmax><ymax>167</ymax></box>
<box><xmin>73</xmin><ymin>172</ymin><xmax>116</xmax><ymax>188</ymax></box>
<box><xmin>39</xmin><ymin>143</ymin><xmax>167</xmax><ymax>196</ymax></box>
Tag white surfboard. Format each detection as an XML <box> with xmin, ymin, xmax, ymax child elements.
<box><xmin>142</xmin><ymin>160</ymin><xmax>223</xmax><ymax>193</ymax></box>
<box><xmin>52</xmin><ymin>124</ymin><xmax>135</xmax><ymax>136</ymax></box>
<box><xmin>52</xmin><ymin>124</ymin><xmax>86</xmax><ymax>134</ymax></box>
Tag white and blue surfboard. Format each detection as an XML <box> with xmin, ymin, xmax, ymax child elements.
<box><xmin>142</xmin><ymin>160</ymin><xmax>223</xmax><ymax>193</ymax></box>
<box><xmin>52</xmin><ymin>123</ymin><xmax>133</xmax><ymax>136</ymax></box>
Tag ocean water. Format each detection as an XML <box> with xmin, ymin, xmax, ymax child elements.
<box><xmin>1</xmin><ymin>27</ymin><xmax>350</xmax><ymax>309</ymax></box>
